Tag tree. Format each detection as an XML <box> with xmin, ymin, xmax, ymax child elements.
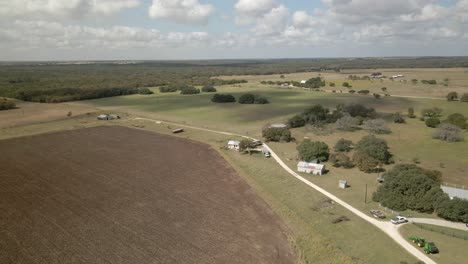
<box><xmin>297</xmin><ymin>140</ymin><xmax>330</xmax><ymax>162</ymax></box>
<box><xmin>239</xmin><ymin>139</ymin><xmax>252</xmax><ymax>152</ymax></box>
<box><xmin>180</xmin><ymin>86</ymin><xmax>200</xmax><ymax>95</ymax></box>
<box><xmin>238</xmin><ymin>93</ymin><xmax>255</xmax><ymax>104</ymax></box>
<box><xmin>342</xmin><ymin>82</ymin><xmax>351</xmax><ymax>88</ymax></box>
<box><xmin>329</xmin><ymin>82</ymin><xmax>336</xmax><ymax>87</ymax></box>
<box><xmin>211</xmin><ymin>94</ymin><xmax>236</xmax><ymax>103</ymax></box>
<box><xmin>334</xmin><ymin>138</ymin><xmax>353</xmax><ymax>152</ymax></box>
<box><xmin>411</xmin><ymin>79</ymin><xmax>418</xmax><ymax>84</ymax></box>
<box><xmin>421</xmin><ymin>107</ymin><xmax>443</xmax><ymax>117</ymax></box>
<box><xmin>202</xmin><ymin>85</ymin><xmax>217</xmax><ymax>92</ymax></box>
<box><xmin>461</xmin><ymin>93</ymin><xmax>468</xmax><ymax>102</ymax></box>
<box><xmin>432</xmin><ymin>123</ymin><xmax>464</xmax><ymax>142</ymax></box>
<box><xmin>358</xmin><ymin>90</ymin><xmax>370</xmax><ymax>95</ymax></box>
<box><xmin>393</xmin><ymin>112</ymin><xmax>405</xmax><ymax>124</ymax></box>
<box><xmin>262</xmin><ymin>127</ymin><xmax>292</xmax><ymax>142</ymax></box>
<box><xmin>425</xmin><ymin>117</ymin><xmax>440</xmax><ymax>128</ymax></box>
<box><xmin>381</xmin><ymin>87</ymin><xmax>387</xmax><ymax>92</ymax></box>
<box><xmin>446</xmin><ymin>92</ymin><xmax>458</xmax><ymax>101</ymax></box>
<box><xmin>349</xmin><ymin>89</ymin><xmax>356</xmax><ymax>94</ymax></box>
<box><xmin>330</xmin><ymin>153</ymin><xmax>354</xmax><ymax>168</ymax></box>
<box><xmin>302</xmin><ymin>104</ymin><xmax>330</xmax><ymax>126</ymax></box>
<box><xmin>335</xmin><ymin>115</ymin><xmax>359</xmax><ymax>131</ymax></box>
<box><xmin>372</xmin><ymin>164</ymin><xmax>444</xmax><ymax>212</ymax></box>
<box><xmin>354</xmin><ymin>135</ymin><xmax>391</xmax><ymax>163</ymax></box>
<box><xmin>363</xmin><ymin>119</ymin><xmax>391</xmax><ymax>134</ymax></box>
<box><xmin>304</xmin><ymin>77</ymin><xmax>326</xmax><ymax>88</ymax></box>
<box><xmin>444</xmin><ymin>113</ymin><xmax>466</xmax><ymax>129</ymax></box>
<box><xmin>353</xmin><ymin>152</ymin><xmax>380</xmax><ymax>173</ymax></box>
<box><xmin>342</xmin><ymin>104</ymin><xmax>376</xmax><ymax>118</ymax></box>
<box><xmin>254</xmin><ymin>95</ymin><xmax>270</xmax><ymax>104</ymax></box>
<box><xmin>287</xmin><ymin>114</ymin><xmax>306</xmax><ymax>128</ymax></box>
<box><xmin>373</xmin><ymin>93</ymin><xmax>381</xmax><ymax>99</ymax></box>
<box><xmin>421</xmin><ymin>80</ymin><xmax>437</xmax><ymax>85</ymax></box>
<box><xmin>0</xmin><ymin>98</ymin><xmax>16</xmax><ymax>110</ymax></box>
<box><xmin>408</xmin><ymin>107</ymin><xmax>416</xmax><ymax>118</ymax></box>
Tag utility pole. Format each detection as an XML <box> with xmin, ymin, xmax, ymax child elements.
<box><xmin>364</xmin><ymin>184</ymin><xmax>368</xmax><ymax>204</ymax></box>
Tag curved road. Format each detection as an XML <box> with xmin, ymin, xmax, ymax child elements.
<box><xmin>133</xmin><ymin>117</ymin><xmax>437</xmax><ymax>264</ymax></box>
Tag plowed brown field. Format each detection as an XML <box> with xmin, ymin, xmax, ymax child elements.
<box><xmin>0</xmin><ymin>126</ymin><xmax>294</xmax><ymax>264</ymax></box>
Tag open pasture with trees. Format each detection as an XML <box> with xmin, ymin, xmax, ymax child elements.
<box><xmin>0</xmin><ymin>126</ymin><xmax>295</xmax><ymax>264</ymax></box>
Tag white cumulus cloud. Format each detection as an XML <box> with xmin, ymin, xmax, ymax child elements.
<box><xmin>148</xmin><ymin>0</ymin><xmax>214</xmax><ymax>25</ymax></box>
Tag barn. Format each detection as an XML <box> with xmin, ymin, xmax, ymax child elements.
<box><xmin>297</xmin><ymin>161</ymin><xmax>325</xmax><ymax>175</ymax></box>
<box><xmin>227</xmin><ymin>140</ymin><xmax>240</xmax><ymax>151</ymax></box>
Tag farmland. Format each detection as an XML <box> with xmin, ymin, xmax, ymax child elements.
<box><xmin>0</xmin><ymin>126</ymin><xmax>294</xmax><ymax>264</ymax></box>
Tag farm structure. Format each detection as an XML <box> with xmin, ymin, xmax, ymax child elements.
<box><xmin>227</xmin><ymin>140</ymin><xmax>240</xmax><ymax>150</ymax></box>
<box><xmin>269</xmin><ymin>123</ymin><xmax>288</xmax><ymax>129</ymax></box>
<box><xmin>97</xmin><ymin>114</ymin><xmax>120</xmax><ymax>120</ymax></box>
<box><xmin>0</xmin><ymin>126</ymin><xmax>294</xmax><ymax>264</ymax></box>
<box><xmin>441</xmin><ymin>186</ymin><xmax>468</xmax><ymax>200</ymax></box>
<box><xmin>297</xmin><ymin>161</ymin><xmax>325</xmax><ymax>175</ymax></box>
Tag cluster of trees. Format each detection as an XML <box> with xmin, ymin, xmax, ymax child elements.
<box><xmin>422</xmin><ymin>111</ymin><xmax>466</xmax><ymax>141</ymax></box>
<box><xmin>238</xmin><ymin>93</ymin><xmax>269</xmax><ymax>104</ymax></box>
<box><xmin>0</xmin><ymin>97</ymin><xmax>16</xmax><ymax>110</ymax></box>
<box><xmin>201</xmin><ymin>85</ymin><xmax>217</xmax><ymax>92</ymax></box>
<box><xmin>180</xmin><ymin>87</ymin><xmax>200</xmax><ymax>95</ymax></box>
<box><xmin>297</xmin><ymin>140</ymin><xmax>329</xmax><ymax>162</ymax></box>
<box><xmin>353</xmin><ymin>135</ymin><xmax>392</xmax><ymax>172</ymax></box>
<box><xmin>447</xmin><ymin>92</ymin><xmax>468</xmax><ymax>102</ymax></box>
<box><xmin>373</xmin><ymin>164</ymin><xmax>468</xmax><ymax>222</ymax></box>
<box><xmin>260</xmin><ymin>77</ymin><xmax>325</xmax><ymax>89</ymax></box>
<box><xmin>348</xmin><ymin>75</ymin><xmax>370</xmax><ymax>80</ymax></box>
<box><xmin>211</xmin><ymin>94</ymin><xmax>236</xmax><ymax>103</ymax></box>
<box><xmin>15</xmin><ymin>87</ymin><xmax>152</xmax><ymax>103</ymax></box>
<box><xmin>287</xmin><ymin>103</ymin><xmax>377</xmax><ymax>129</ymax></box>
<box><xmin>262</xmin><ymin>127</ymin><xmax>292</xmax><ymax>142</ymax></box>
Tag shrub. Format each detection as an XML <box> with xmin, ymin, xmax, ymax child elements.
<box><xmin>446</xmin><ymin>92</ymin><xmax>458</xmax><ymax>101</ymax></box>
<box><xmin>287</xmin><ymin>114</ymin><xmax>306</xmax><ymax>128</ymax></box>
<box><xmin>358</xmin><ymin>90</ymin><xmax>370</xmax><ymax>95</ymax></box>
<box><xmin>329</xmin><ymin>82</ymin><xmax>336</xmax><ymax>87</ymax></box>
<box><xmin>411</xmin><ymin>79</ymin><xmax>418</xmax><ymax>84</ymax></box>
<box><xmin>138</xmin><ymin>87</ymin><xmax>154</xmax><ymax>95</ymax></box>
<box><xmin>353</xmin><ymin>152</ymin><xmax>380</xmax><ymax>173</ymax></box>
<box><xmin>381</xmin><ymin>87</ymin><xmax>387</xmax><ymax>92</ymax></box>
<box><xmin>238</xmin><ymin>93</ymin><xmax>255</xmax><ymax>104</ymax></box>
<box><xmin>349</xmin><ymin>89</ymin><xmax>356</xmax><ymax>94</ymax></box>
<box><xmin>342</xmin><ymin>104</ymin><xmax>376</xmax><ymax>118</ymax></box>
<box><xmin>297</xmin><ymin>139</ymin><xmax>330</xmax><ymax>162</ymax></box>
<box><xmin>461</xmin><ymin>93</ymin><xmax>468</xmax><ymax>102</ymax></box>
<box><xmin>425</xmin><ymin>117</ymin><xmax>440</xmax><ymax>128</ymax></box>
<box><xmin>373</xmin><ymin>164</ymin><xmax>444</xmax><ymax>212</ymax></box>
<box><xmin>159</xmin><ymin>85</ymin><xmax>179</xmax><ymax>93</ymax></box>
<box><xmin>432</xmin><ymin>123</ymin><xmax>464</xmax><ymax>142</ymax></box>
<box><xmin>421</xmin><ymin>80</ymin><xmax>437</xmax><ymax>85</ymax></box>
<box><xmin>0</xmin><ymin>98</ymin><xmax>16</xmax><ymax>110</ymax></box>
<box><xmin>254</xmin><ymin>96</ymin><xmax>269</xmax><ymax>104</ymax></box>
<box><xmin>444</xmin><ymin>113</ymin><xmax>466</xmax><ymax>129</ymax></box>
<box><xmin>302</xmin><ymin>104</ymin><xmax>330</xmax><ymax>126</ymax></box>
<box><xmin>180</xmin><ymin>86</ymin><xmax>200</xmax><ymax>95</ymax></box>
<box><xmin>211</xmin><ymin>93</ymin><xmax>236</xmax><ymax>103</ymax></box>
<box><xmin>354</xmin><ymin>135</ymin><xmax>391</xmax><ymax>163</ymax></box>
<box><xmin>201</xmin><ymin>85</ymin><xmax>217</xmax><ymax>92</ymax></box>
<box><xmin>262</xmin><ymin>127</ymin><xmax>291</xmax><ymax>142</ymax></box>
<box><xmin>421</xmin><ymin>107</ymin><xmax>442</xmax><ymax>117</ymax></box>
<box><xmin>304</xmin><ymin>77</ymin><xmax>326</xmax><ymax>88</ymax></box>
<box><xmin>373</xmin><ymin>93</ymin><xmax>381</xmax><ymax>99</ymax></box>
<box><xmin>363</xmin><ymin>119</ymin><xmax>391</xmax><ymax>134</ymax></box>
<box><xmin>408</xmin><ymin>107</ymin><xmax>416</xmax><ymax>118</ymax></box>
<box><xmin>393</xmin><ymin>112</ymin><xmax>405</xmax><ymax>124</ymax></box>
<box><xmin>330</xmin><ymin>153</ymin><xmax>354</xmax><ymax>168</ymax></box>
<box><xmin>335</xmin><ymin>115</ymin><xmax>359</xmax><ymax>131</ymax></box>
<box><xmin>342</xmin><ymin>82</ymin><xmax>351</xmax><ymax>88</ymax></box>
<box><xmin>334</xmin><ymin>138</ymin><xmax>353</xmax><ymax>152</ymax></box>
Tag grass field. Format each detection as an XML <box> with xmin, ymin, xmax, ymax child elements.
<box><xmin>0</xmin><ymin>126</ymin><xmax>294</xmax><ymax>264</ymax></box>
<box><xmin>399</xmin><ymin>223</ymin><xmax>468</xmax><ymax>264</ymax></box>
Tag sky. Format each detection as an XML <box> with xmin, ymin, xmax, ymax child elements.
<box><xmin>0</xmin><ymin>0</ymin><xmax>467</xmax><ymax>60</ymax></box>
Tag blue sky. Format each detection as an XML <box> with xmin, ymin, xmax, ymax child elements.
<box><xmin>0</xmin><ymin>0</ymin><xmax>467</xmax><ymax>60</ymax></box>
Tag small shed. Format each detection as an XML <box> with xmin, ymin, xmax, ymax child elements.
<box><xmin>441</xmin><ymin>186</ymin><xmax>468</xmax><ymax>200</ymax></box>
<box><xmin>227</xmin><ymin>140</ymin><xmax>240</xmax><ymax>151</ymax></box>
<box><xmin>269</xmin><ymin>123</ymin><xmax>288</xmax><ymax>129</ymax></box>
<box><xmin>300</xmin><ymin>80</ymin><xmax>307</xmax><ymax>84</ymax></box>
<box><xmin>172</xmin><ymin>128</ymin><xmax>184</xmax><ymax>134</ymax></box>
<box><xmin>297</xmin><ymin>161</ymin><xmax>325</xmax><ymax>175</ymax></box>
<box><xmin>108</xmin><ymin>114</ymin><xmax>120</xmax><ymax>120</ymax></box>
<box><xmin>339</xmin><ymin>180</ymin><xmax>348</xmax><ymax>189</ymax></box>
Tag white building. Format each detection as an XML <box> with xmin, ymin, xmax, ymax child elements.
<box><xmin>297</xmin><ymin>161</ymin><xmax>325</xmax><ymax>175</ymax></box>
<box><xmin>227</xmin><ymin>140</ymin><xmax>240</xmax><ymax>151</ymax></box>
<box><xmin>300</xmin><ymin>80</ymin><xmax>307</xmax><ymax>84</ymax></box>
<box><xmin>441</xmin><ymin>186</ymin><xmax>468</xmax><ymax>200</ymax></box>
<box><xmin>269</xmin><ymin>123</ymin><xmax>288</xmax><ymax>129</ymax></box>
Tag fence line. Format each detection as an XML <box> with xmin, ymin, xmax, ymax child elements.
<box><xmin>414</xmin><ymin>223</ymin><xmax>468</xmax><ymax>241</ymax></box>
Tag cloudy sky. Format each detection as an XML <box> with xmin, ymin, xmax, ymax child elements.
<box><xmin>0</xmin><ymin>0</ymin><xmax>467</xmax><ymax>60</ymax></box>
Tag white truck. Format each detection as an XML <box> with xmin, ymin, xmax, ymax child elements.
<box><xmin>390</xmin><ymin>216</ymin><xmax>408</xmax><ymax>225</ymax></box>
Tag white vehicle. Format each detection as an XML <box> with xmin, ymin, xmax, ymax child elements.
<box><xmin>390</xmin><ymin>216</ymin><xmax>408</xmax><ymax>225</ymax></box>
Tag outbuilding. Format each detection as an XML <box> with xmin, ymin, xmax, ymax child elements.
<box><xmin>300</xmin><ymin>80</ymin><xmax>307</xmax><ymax>84</ymax></box>
<box><xmin>441</xmin><ymin>186</ymin><xmax>468</xmax><ymax>201</ymax></box>
<box><xmin>269</xmin><ymin>123</ymin><xmax>288</xmax><ymax>129</ymax></box>
<box><xmin>97</xmin><ymin>114</ymin><xmax>109</xmax><ymax>120</ymax></box>
<box><xmin>297</xmin><ymin>161</ymin><xmax>325</xmax><ymax>175</ymax></box>
<box><xmin>227</xmin><ymin>140</ymin><xmax>240</xmax><ymax>151</ymax></box>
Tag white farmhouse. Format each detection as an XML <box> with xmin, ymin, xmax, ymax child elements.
<box><xmin>227</xmin><ymin>140</ymin><xmax>240</xmax><ymax>151</ymax></box>
<box><xmin>297</xmin><ymin>161</ymin><xmax>325</xmax><ymax>175</ymax></box>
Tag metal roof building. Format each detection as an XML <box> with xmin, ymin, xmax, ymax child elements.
<box><xmin>441</xmin><ymin>186</ymin><xmax>468</xmax><ymax>200</ymax></box>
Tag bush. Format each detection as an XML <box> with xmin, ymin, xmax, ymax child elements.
<box><xmin>329</xmin><ymin>82</ymin><xmax>336</xmax><ymax>87</ymax></box>
<box><xmin>373</xmin><ymin>164</ymin><xmax>443</xmax><ymax>212</ymax></box>
<box><xmin>254</xmin><ymin>96</ymin><xmax>269</xmax><ymax>104</ymax></box>
<box><xmin>330</xmin><ymin>153</ymin><xmax>354</xmax><ymax>168</ymax></box>
<box><xmin>373</xmin><ymin>93</ymin><xmax>381</xmax><ymax>99</ymax></box>
<box><xmin>353</xmin><ymin>152</ymin><xmax>380</xmax><ymax>173</ymax></box>
<box><xmin>159</xmin><ymin>85</ymin><xmax>179</xmax><ymax>93</ymax></box>
<box><xmin>358</xmin><ymin>90</ymin><xmax>370</xmax><ymax>95</ymax></box>
<box><xmin>180</xmin><ymin>86</ymin><xmax>200</xmax><ymax>95</ymax></box>
<box><xmin>408</xmin><ymin>107</ymin><xmax>416</xmax><ymax>118</ymax></box>
<box><xmin>211</xmin><ymin>93</ymin><xmax>236</xmax><ymax>103</ymax></box>
<box><xmin>425</xmin><ymin>117</ymin><xmax>440</xmax><ymax>128</ymax></box>
<box><xmin>138</xmin><ymin>87</ymin><xmax>154</xmax><ymax>95</ymax></box>
<box><xmin>0</xmin><ymin>98</ymin><xmax>16</xmax><ymax>110</ymax></box>
<box><xmin>421</xmin><ymin>107</ymin><xmax>442</xmax><ymax>117</ymax></box>
<box><xmin>349</xmin><ymin>89</ymin><xmax>356</xmax><ymax>94</ymax></box>
<box><xmin>302</xmin><ymin>104</ymin><xmax>331</xmax><ymax>126</ymax></box>
<box><xmin>335</xmin><ymin>115</ymin><xmax>359</xmax><ymax>131</ymax></box>
<box><xmin>287</xmin><ymin>114</ymin><xmax>306</xmax><ymax>128</ymax></box>
<box><xmin>297</xmin><ymin>139</ymin><xmax>329</xmax><ymax>162</ymax></box>
<box><xmin>393</xmin><ymin>112</ymin><xmax>405</xmax><ymax>123</ymax></box>
<box><xmin>334</xmin><ymin>138</ymin><xmax>353</xmax><ymax>152</ymax></box>
<box><xmin>432</xmin><ymin>123</ymin><xmax>464</xmax><ymax>142</ymax></box>
<box><xmin>342</xmin><ymin>82</ymin><xmax>351</xmax><ymax>88</ymax></box>
<box><xmin>435</xmin><ymin>197</ymin><xmax>468</xmax><ymax>222</ymax></box>
<box><xmin>304</xmin><ymin>77</ymin><xmax>326</xmax><ymax>88</ymax></box>
<box><xmin>354</xmin><ymin>135</ymin><xmax>391</xmax><ymax>163</ymax></box>
<box><xmin>341</xmin><ymin>104</ymin><xmax>376</xmax><ymax>118</ymax></box>
<box><xmin>201</xmin><ymin>85</ymin><xmax>217</xmax><ymax>92</ymax></box>
<box><xmin>262</xmin><ymin>127</ymin><xmax>291</xmax><ymax>142</ymax></box>
<box><xmin>238</xmin><ymin>93</ymin><xmax>269</xmax><ymax>104</ymax></box>
<box><xmin>444</xmin><ymin>113</ymin><xmax>466</xmax><ymax>129</ymax></box>
<box><xmin>446</xmin><ymin>92</ymin><xmax>458</xmax><ymax>101</ymax></box>
<box><xmin>363</xmin><ymin>119</ymin><xmax>391</xmax><ymax>134</ymax></box>
<box><xmin>461</xmin><ymin>93</ymin><xmax>468</xmax><ymax>102</ymax></box>
<box><xmin>421</xmin><ymin>80</ymin><xmax>437</xmax><ymax>85</ymax></box>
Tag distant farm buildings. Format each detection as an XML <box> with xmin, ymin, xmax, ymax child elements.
<box><xmin>227</xmin><ymin>140</ymin><xmax>240</xmax><ymax>151</ymax></box>
<box><xmin>297</xmin><ymin>161</ymin><xmax>325</xmax><ymax>175</ymax></box>
<box><xmin>441</xmin><ymin>186</ymin><xmax>468</xmax><ymax>201</ymax></box>
<box><xmin>269</xmin><ymin>123</ymin><xmax>288</xmax><ymax>129</ymax></box>
<box><xmin>97</xmin><ymin>114</ymin><xmax>120</xmax><ymax>120</ymax></box>
<box><xmin>392</xmin><ymin>74</ymin><xmax>404</xmax><ymax>79</ymax></box>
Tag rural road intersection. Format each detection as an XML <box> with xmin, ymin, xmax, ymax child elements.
<box><xmin>133</xmin><ymin>117</ymin><xmax>445</xmax><ymax>264</ymax></box>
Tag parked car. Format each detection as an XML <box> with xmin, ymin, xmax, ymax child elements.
<box><xmin>370</xmin><ymin>210</ymin><xmax>386</xmax><ymax>219</ymax></box>
<box><xmin>264</xmin><ymin>151</ymin><xmax>271</xmax><ymax>158</ymax></box>
<box><xmin>251</xmin><ymin>140</ymin><xmax>263</xmax><ymax>147</ymax></box>
<box><xmin>390</xmin><ymin>216</ymin><xmax>408</xmax><ymax>225</ymax></box>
